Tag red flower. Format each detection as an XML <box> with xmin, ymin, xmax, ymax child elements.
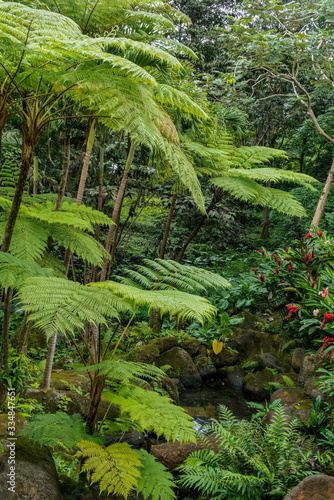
<box><xmin>286</xmin><ymin>247</ymin><xmax>289</xmax><ymax>252</ymax></box>
<box><xmin>317</xmin><ymin>230</ymin><xmax>323</xmax><ymax>237</ymax></box>
<box><xmin>285</xmin><ymin>257</ymin><xmax>291</xmax><ymax>261</ymax></box>
<box><xmin>274</xmin><ymin>255</ymin><xmax>278</xmax><ymax>262</ymax></box>
<box><xmin>277</xmin><ymin>258</ymin><xmax>281</xmax><ymax>266</ymax></box>
<box><xmin>318</xmin><ymin>336</ymin><xmax>334</xmax><ymax>359</ymax></box>
<box><xmin>304</xmin><ymin>232</ymin><xmax>313</xmax><ymax>239</ymax></box>
<box><xmin>288</xmin><ymin>264</ymin><xmax>292</xmax><ymax>273</ymax></box>
<box><xmin>287</xmin><ymin>303</ymin><xmax>300</xmax><ymax>319</ymax></box>
<box><xmin>252</xmin><ymin>268</ymin><xmax>257</xmax><ymax>275</ymax></box>
<box><xmin>275</xmin><ymin>268</ymin><xmax>279</xmax><ymax>275</ymax></box>
<box><xmin>308</xmin><ymin>270</ymin><xmax>312</xmax><ymax>282</ymax></box>
<box><xmin>320</xmin><ymin>313</ymin><xmax>334</xmax><ymax>330</ymax></box>
<box><xmin>311</xmin><ymin>277</ymin><xmax>318</xmax><ymax>288</ymax></box>
<box><xmin>259</xmin><ymin>273</ymin><xmax>265</xmax><ymax>282</ymax></box>
<box><xmin>305</xmin><ymin>253</ymin><xmax>313</xmax><ymax>264</ymax></box>
<box><xmin>257</xmin><ymin>249</ymin><xmax>265</xmax><ymax>255</ymax></box>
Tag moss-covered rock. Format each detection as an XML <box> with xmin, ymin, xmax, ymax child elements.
<box><xmin>298</xmin><ymin>353</ymin><xmax>319</xmax><ymax>386</ymax></box>
<box><xmin>181</xmin><ymin>338</ymin><xmax>202</xmax><ymax>357</ymax></box>
<box><xmin>256</xmin><ymin>352</ymin><xmax>293</xmax><ymax>373</ymax></box>
<box><xmin>0</xmin><ymin>413</ymin><xmax>27</xmax><ymax>437</ymax></box>
<box><xmin>155</xmin><ymin>347</ymin><xmax>202</xmax><ymax>390</ymax></box>
<box><xmin>244</xmin><ymin>369</ymin><xmax>274</xmax><ymax>400</ymax></box>
<box><xmin>149</xmin><ymin>337</ymin><xmax>178</xmax><ymax>354</ymax></box>
<box><xmin>50</xmin><ymin>370</ymin><xmax>90</xmax><ymax>394</ymax></box>
<box><xmin>210</xmin><ymin>348</ymin><xmax>239</xmax><ymax>367</ymax></box>
<box><xmin>195</xmin><ymin>356</ymin><xmax>217</xmax><ymax>378</ymax></box>
<box><xmin>0</xmin><ymin>436</ymin><xmax>62</xmax><ymax>499</ymax></box>
<box><xmin>127</xmin><ymin>344</ymin><xmax>160</xmax><ymax>364</ymax></box>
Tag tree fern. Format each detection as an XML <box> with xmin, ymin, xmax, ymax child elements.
<box><xmin>77</xmin><ymin>440</ymin><xmax>142</xmax><ymax>498</ymax></box>
<box><xmin>0</xmin><ymin>251</ymin><xmax>53</xmax><ymax>291</ymax></box>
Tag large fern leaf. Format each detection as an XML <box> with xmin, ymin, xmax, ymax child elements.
<box><xmin>136</xmin><ymin>449</ymin><xmax>176</xmax><ymax>500</ymax></box>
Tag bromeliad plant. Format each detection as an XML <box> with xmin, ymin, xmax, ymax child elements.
<box><xmin>250</xmin><ymin>228</ymin><xmax>334</xmax><ymax>353</ymax></box>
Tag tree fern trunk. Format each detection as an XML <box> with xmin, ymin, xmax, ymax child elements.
<box><xmin>0</xmin><ymin>287</ymin><xmax>13</xmax><ymax>370</ymax></box>
<box><xmin>55</xmin><ymin>118</ymin><xmax>71</xmax><ymax>211</ymax></box>
<box><xmin>0</xmin><ymin>105</ymin><xmax>9</xmax><ymax>155</ymax></box>
<box><xmin>1</xmin><ymin>131</ymin><xmax>36</xmax><ymax>252</ymax></box>
<box><xmin>312</xmin><ymin>158</ymin><xmax>334</xmax><ymax>228</ymax></box>
<box><xmin>76</xmin><ymin>118</ymin><xmax>97</xmax><ymax>206</ymax></box>
<box><xmin>19</xmin><ymin>312</ymin><xmax>30</xmax><ymax>355</ymax></box>
<box><xmin>90</xmin><ymin>324</ymin><xmax>99</xmax><ymax>363</ymax></box>
<box><xmin>177</xmin><ymin>189</ymin><xmax>223</xmax><ymax>263</ymax></box>
<box><xmin>90</xmin><ymin>141</ymin><xmax>105</xmax><ymax>282</ymax></box>
<box><xmin>41</xmin><ymin>333</ymin><xmax>57</xmax><ymax>390</ymax></box>
<box><xmin>63</xmin><ymin>119</ymin><xmax>97</xmax><ymax>273</ymax></box>
<box><xmin>100</xmin><ymin>141</ymin><xmax>136</xmax><ymax>281</ymax></box>
<box><xmin>33</xmin><ymin>156</ymin><xmax>38</xmax><ymax>195</ymax></box>
<box><xmin>159</xmin><ymin>193</ymin><xmax>177</xmax><ymax>259</ymax></box>
<box><xmin>86</xmin><ymin>374</ymin><xmax>106</xmax><ymax>431</ymax></box>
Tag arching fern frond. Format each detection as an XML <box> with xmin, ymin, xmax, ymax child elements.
<box><xmin>77</xmin><ymin>441</ymin><xmax>141</xmax><ymax>498</ymax></box>
<box><xmin>136</xmin><ymin>449</ymin><xmax>176</xmax><ymax>500</ymax></box>
<box><xmin>211</xmin><ymin>176</ymin><xmax>307</xmax><ymax>217</ymax></box>
<box><xmin>0</xmin><ymin>217</ymin><xmax>49</xmax><ymax>262</ymax></box>
<box><xmin>90</xmin><ymin>280</ymin><xmax>217</xmax><ymax>324</ymax></box>
<box><xmin>0</xmin><ymin>252</ymin><xmax>53</xmax><ymax>291</ymax></box>
<box><xmin>224</xmin><ymin>168</ymin><xmax>317</xmax><ymax>190</ymax></box>
<box><xmin>229</xmin><ymin>146</ymin><xmax>288</xmax><ymax>168</ymax></box>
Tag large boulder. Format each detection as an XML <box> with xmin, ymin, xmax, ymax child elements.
<box><xmin>0</xmin><ymin>437</ymin><xmax>62</xmax><ymax>499</ymax></box>
<box><xmin>155</xmin><ymin>347</ymin><xmax>202</xmax><ymax>390</ymax></box>
<box><xmin>229</xmin><ymin>330</ymin><xmax>285</xmax><ymax>359</ymax></box>
<box><xmin>150</xmin><ymin>337</ymin><xmax>178</xmax><ymax>354</ymax></box>
<box><xmin>50</xmin><ymin>370</ymin><xmax>90</xmax><ymax>394</ymax></box>
<box><xmin>127</xmin><ymin>344</ymin><xmax>160</xmax><ymax>364</ymax></box>
<box><xmin>283</xmin><ymin>474</ymin><xmax>334</xmax><ymax>500</ymax></box>
<box><xmin>270</xmin><ymin>388</ymin><xmax>314</xmax><ymax>425</ymax></box>
<box><xmin>219</xmin><ymin>367</ymin><xmax>245</xmax><ymax>391</ymax></box>
<box><xmin>256</xmin><ymin>353</ymin><xmax>292</xmax><ymax>373</ymax></box>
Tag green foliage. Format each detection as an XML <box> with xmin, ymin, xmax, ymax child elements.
<box><xmin>20</xmin><ymin>412</ymin><xmax>102</xmax><ymax>452</ymax></box>
<box><xmin>77</xmin><ymin>441</ymin><xmax>142</xmax><ymax>498</ymax></box>
<box><xmin>316</xmin><ymin>368</ymin><xmax>334</xmax><ymax>398</ymax></box>
<box><xmin>247</xmin><ymin>398</ymin><xmax>282</xmax><ymax>420</ymax></box>
<box><xmin>136</xmin><ymin>449</ymin><xmax>176</xmax><ymax>500</ymax></box>
<box><xmin>178</xmin><ymin>405</ymin><xmax>314</xmax><ymax>499</ymax></box>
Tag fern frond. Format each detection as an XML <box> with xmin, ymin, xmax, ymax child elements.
<box><xmin>0</xmin><ymin>252</ymin><xmax>53</xmax><ymax>291</ymax></box>
<box><xmin>77</xmin><ymin>440</ymin><xmax>141</xmax><ymax>498</ymax></box>
<box><xmin>90</xmin><ymin>280</ymin><xmax>217</xmax><ymax>324</ymax></box>
<box><xmin>103</xmin><ymin>385</ymin><xmax>196</xmax><ymax>443</ymax></box>
<box><xmin>0</xmin><ymin>217</ymin><xmax>48</xmax><ymax>261</ymax></box>
<box><xmin>136</xmin><ymin>449</ymin><xmax>176</xmax><ymax>500</ymax></box>
<box><xmin>229</xmin><ymin>146</ymin><xmax>288</xmax><ymax>167</ymax></box>
<box><xmin>81</xmin><ymin>359</ymin><xmax>165</xmax><ymax>383</ymax></box>
<box><xmin>211</xmin><ymin>176</ymin><xmax>307</xmax><ymax>216</ymax></box>
<box><xmin>19</xmin><ymin>412</ymin><xmax>101</xmax><ymax>451</ymax></box>
<box><xmin>225</xmin><ymin>167</ymin><xmax>317</xmax><ymax>190</ymax></box>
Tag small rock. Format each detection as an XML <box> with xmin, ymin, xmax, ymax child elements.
<box><xmin>210</xmin><ymin>348</ymin><xmax>239</xmax><ymax>367</ymax></box>
<box><xmin>244</xmin><ymin>370</ymin><xmax>274</xmax><ymax>400</ymax></box>
<box><xmin>303</xmin><ymin>377</ymin><xmax>323</xmax><ymax>400</ymax></box>
<box><xmin>50</xmin><ymin>371</ymin><xmax>90</xmax><ymax>394</ymax></box>
<box><xmin>53</xmin><ymin>356</ymin><xmax>74</xmax><ymax>370</ymax></box>
<box><xmin>195</xmin><ymin>356</ymin><xmax>217</xmax><ymax>378</ymax></box>
<box><xmin>181</xmin><ymin>338</ymin><xmax>202</xmax><ymax>357</ymax></box>
<box><xmin>151</xmin><ymin>437</ymin><xmax>219</xmax><ymax>471</ymax></box>
<box><xmin>256</xmin><ymin>352</ymin><xmax>292</xmax><ymax>373</ymax></box>
<box><xmin>283</xmin><ymin>474</ymin><xmax>334</xmax><ymax>500</ymax></box>
<box><xmin>218</xmin><ymin>367</ymin><xmax>245</xmax><ymax>391</ymax></box>
<box><xmin>291</xmin><ymin>348</ymin><xmax>306</xmax><ymax>373</ymax></box>
<box><xmin>270</xmin><ymin>387</ymin><xmax>304</xmax><ymax>406</ymax></box>
<box><xmin>298</xmin><ymin>353</ymin><xmax>319</xmax><ymax>386</ymax></box>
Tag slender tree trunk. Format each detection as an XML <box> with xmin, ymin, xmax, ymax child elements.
<box><xmin>0</xmin><ymin>106</ymin><xmax>9</xmax><ymax>155</ymax></box>
<box><xmin>312</xmin><ymin>158</ymin><xmax>334</xmax><ymax>228</ymax></box>
<box><xmin>76</xmin><ymin>118</ymin><xmax>97</xmax><ymax>206</ymax></box>
<box><xmin>0</xmin><ymin>287</ymin><xmax>13</xmax><ymax>370</ymax></box>
<box><xmin>41</xmin><ymin>333</ymin><xmax>57</xmax><ymax>389</ymax></box>
<box><xmin>90</xmin><ymin>142</ymin><xmax>105</xmax><ymax>282</ymax></box>
<box><xmin>1</xmin><ymin>131</ymin><xmax>37</xmax><ymax>252</ymax></box>
<box><xmin>55</xmin><ymin>118</ymin><xmax>71</xmax><ymax>211</ymax></box>
<box><xmin>86</xmin><ymin>374</ymin><xmax>106</xmax><ymax>431</ymax></box>
<box><xmin>100</xmin><ymin>141</ymin><xmax>136</xmax><ymax>281</ymax></box>
<box><xmin>177</xmin><ymin>189</ymin><xmax>224</xmax><ymax>263</ymax></box>
<box><xmin>260</xmin><ymin>181</ymin><xmax>271</xmax><ymax>239</ymax></box>
<box><xmin>159</xmin><ymin>193</ymin><xmax>177</xmax><ymax>259</ymax></box>
<box><xmin>19</xmin><ymin>312</ymin><xmax>30</xmax><ymax>354</ymax></box>
<box><xmin>63</xmin><ymin>119</ymin><xmax>97</xmax><ymax>272</ymax></box>
<box><xmin>33</xmin><ymin>156</ymin><xmax>38</xmax><ymax>195</ymax></box>
<box><xmin>90</xmin><ymin>324</ymin><xmax>99</xmax><ymax>363</ymax></box>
